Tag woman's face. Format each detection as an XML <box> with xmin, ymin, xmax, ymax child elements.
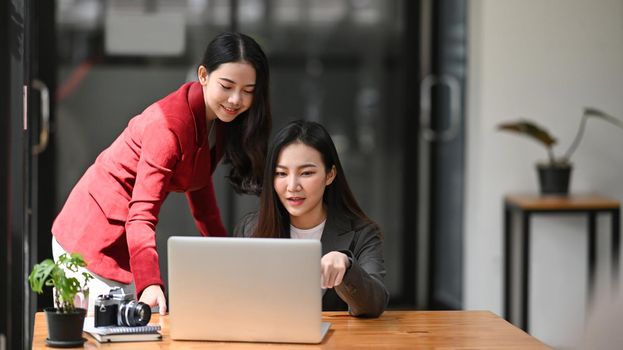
<box><xmin>273</xmin><ymin>142</ymin><xmax>336</xmax><ymax>229</ymax></box>
<box><xmin>198</xmin><ymin>61</ymin><xmax>256</xmax><ymax>122</ymax></box>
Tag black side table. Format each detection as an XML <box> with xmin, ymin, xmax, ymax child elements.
<box><xmin>503</xmin><ymin>194</ymin><xmax>620</xmax><ymax>332</ymax></box>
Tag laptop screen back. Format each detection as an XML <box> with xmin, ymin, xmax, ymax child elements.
<box><xmin>167</xmin><ymin>236</ymin><xmax>326</xmax><ymax>343</ymax></box>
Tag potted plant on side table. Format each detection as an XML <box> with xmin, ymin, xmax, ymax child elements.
<box><xmin>498</xmin><ymin>107</ymin><xmax>623</xmax><ymax>195</ymax></box>
<box><xmin>29</xmin><ymin>252</ymin><xmax>93</xmax><ymax>348</ymax></box>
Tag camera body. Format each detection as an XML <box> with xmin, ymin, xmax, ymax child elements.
<box><xmin>94</xmin><ymin>287</ymin><xmax>151</xmax><ymax>327</ymax></box>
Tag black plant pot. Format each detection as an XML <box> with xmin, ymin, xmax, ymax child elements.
<box><xmin>536</xmin><ymin>163</ymin><xmax>573</xmax><ymax>195</ymax></box>
<box><xmin>44</xmin><ymin>307</ymin><xmax>87</xmax><ymax>348</ymax></box>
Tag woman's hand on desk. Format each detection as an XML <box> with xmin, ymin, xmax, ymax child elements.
<box><xmin>140</xmin><ymin>285</ymin><xmax>167</xmax><ymax>315</ymax></box>
<box><xmin>321</xmin><ymin>251</ymin><xmax>351</xmax><ymax>289</ymax></box>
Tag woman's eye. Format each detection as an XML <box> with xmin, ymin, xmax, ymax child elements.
<box><xmin>274</xmin><ymin>171</ymin><xmax>286</xmax><ymax>177</ymax></box>
<box><xmin>301</xmin><ymin>171</ymin><xmax>315</xmax><ymax>176</ymax></box>
<box><xmin>243</xmin><ymin>89</ymin><xmax>255</xmax><ymax>95</ymax></box>
<box><xmin>219</xmin><ymin>84</ymin><xmax>232</xmax><ymax>90</ymax></box>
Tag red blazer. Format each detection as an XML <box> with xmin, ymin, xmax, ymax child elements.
<box><xmin>52</xmin><ymin>82</ymin><xmax>227</xmax><ymax>295</ymax></box>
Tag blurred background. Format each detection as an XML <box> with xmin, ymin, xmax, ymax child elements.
<box><xmin>3</xmin><ymin>0</ymin><xmax>623</xmax><ymax>349</ymax></box>
<box><xmin>49</xmin><ymin>0</ymin><xmax>461</xmax><ymax>313</ymax></box>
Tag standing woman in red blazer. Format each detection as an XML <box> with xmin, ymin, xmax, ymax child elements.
<box><xmin>51</xmin><ymin>32</ymin><xmax>271</xmax><ymax>314</ymax></box>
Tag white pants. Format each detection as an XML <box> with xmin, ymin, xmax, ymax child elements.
<box><xmin>51</xmin><ymin>236</ymin><xmax>136</xmax><ymax>315</ymax></box>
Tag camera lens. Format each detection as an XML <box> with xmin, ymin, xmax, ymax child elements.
<box><xmin>118</xmin><ymin>300</ymin><xmax>151</xmax><ymax>327</ymax></box>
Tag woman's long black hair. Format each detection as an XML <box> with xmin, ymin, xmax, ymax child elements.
<box><xmin>254</xmin><ymin>120</ymin><xmax>374</xmax><ymax>238</ymax></box>
<box><xmin>201</xmin><ymin>32</ymin><xmax>271</xmax><ymax>194</ymax></box>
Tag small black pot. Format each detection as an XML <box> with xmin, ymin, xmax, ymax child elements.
<box><xmin>44</xmin><ymin>307</ymin><xmax>86</xmax><ymax>348</ymax></box>
<box><xmin>536</xmin><ymin>163</ymin><xmax>572</xmax><ymax>195</ymax></box>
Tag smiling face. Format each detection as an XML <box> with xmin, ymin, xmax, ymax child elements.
<box><xmin>273</xmin><ymin>142</ymin><xmax>336</xmax><ymax>229</ymax></box>
<box><xmin>198</xmin><ymin>61</ymin><xmax>256</xmax><ymax>123</ymax></box>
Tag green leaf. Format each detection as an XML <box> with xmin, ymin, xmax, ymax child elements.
<box><xmin>498</xmin><ymin>120</ymin><xmax>557</xmax><ymax>147</ymax></box>
<box><xmin>28</xmin><ymin>259</ymin><xmax>57</xmax><ymax>294</ymax></box>
<box><xmin>584</xmin><ymin>107</ymin><xmax>623</xmax><ymax>129</ymax></box>
<box><xmin>28</xmin><ymin>252</ymin><xmax>94</xmax><ymax>312</ymax></box>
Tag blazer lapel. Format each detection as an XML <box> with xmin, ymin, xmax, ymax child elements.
<box><xmin>320</xmin><ymin>210</ymin><xmax>355</xmax><ymax>256</ymax></box>
<box><xmin>188</xmin><ymin>81</ymin><xmax>207</xmax><ymax>147</ymax></box>
<box><xmin>211</xmin><ymin>120</ymin><xmax>224</xmax><ymax>172</ymax></box>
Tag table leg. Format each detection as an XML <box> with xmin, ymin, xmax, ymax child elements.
<box><xmin>588</xmin><ymin>212</ymin><xmax>597</xmax><ymax>302</ymax></box>
<box><xmin>504</xmin><ymin>204</ymin><xmax>512</xmax><ymax>322</ymax></box>
<box><xmin>613</xmin><ymin>208</ymin><xmax>620</xmax><ymax>290</ymax></box>
<box><xmin>521</xmin><ymin>212</ymin><xmax>530</xmax><ymax>332</ymax></box>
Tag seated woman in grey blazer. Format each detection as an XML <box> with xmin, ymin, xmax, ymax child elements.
<box><xmin>234</xmin><ymin>120</ymin><xmax>389</xmax><ymax>318</ymax></box>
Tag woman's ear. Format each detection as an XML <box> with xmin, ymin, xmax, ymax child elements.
<box><xmin>197</xmin><ymin>65</ymin><xmax>209</xmax><ymax>85</ymax></box>
<box><xmin>325</xmin><ymin>165</ymin><xmax>337</xmax><ymax>186</ymax></box>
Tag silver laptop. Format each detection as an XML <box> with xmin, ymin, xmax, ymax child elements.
<box><xmin>167</xmin><ymin>236</ymin><xmax>331</xmax><ymax>344</ymax></box>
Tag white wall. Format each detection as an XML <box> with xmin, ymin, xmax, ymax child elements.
<box><xmin>466</xmin><ymin>0</ymin><xmax>623</xmax><ymax>348</ymax></box>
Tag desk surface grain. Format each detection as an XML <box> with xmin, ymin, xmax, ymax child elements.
<box><xmin>32</xmin><ymin>310</ymin><xmax>549</xmax><ymax>349</ymax></box>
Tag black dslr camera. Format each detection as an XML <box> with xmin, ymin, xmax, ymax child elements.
<box><xmin>94</xmin><ymin>287</ymin><xmax>151</xmax><ymax>327</ymax></box>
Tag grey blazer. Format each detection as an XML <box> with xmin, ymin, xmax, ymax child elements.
<box><xmin>233</xmin><ymin>210</ymin><xmax>389</xmax><ymax>318</ymax></box>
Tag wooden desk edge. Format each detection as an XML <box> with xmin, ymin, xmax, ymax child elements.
<box><xmin>505</xmin><ymin>193</ymin><xmax>620</xmax><ymax>211</ymax></box>
<box><xmin>32</xmin><ymin>310</ymin><xmax>550</xmax><ymax>349</ymax></box>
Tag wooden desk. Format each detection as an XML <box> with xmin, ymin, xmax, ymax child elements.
<box><xmin>503</xmin><ymin>194</ymin><xmax>621</xmax><ymax>332</ymax></box>
<box><xmin>32</xmin><ymin>311</ymin><xmax>549</xmax><ymax>349</ymax></box>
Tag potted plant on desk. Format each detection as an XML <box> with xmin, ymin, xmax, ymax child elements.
<box><xmin>498</xmin><ymin>107</ymin><xmax>623</xmax><ymax>195</ymax></box>
<box><xmin>29</xmin><ymin>252</ymin><xmax>93</xmax><ymax>348</ymax></box>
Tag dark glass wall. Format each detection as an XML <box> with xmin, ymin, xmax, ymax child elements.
<box><xmin>2</xmin><ymin>0</ymin><xmax>27</xmax><ymax>348</ymax></box>
<box><xmin>51</xmin><ymin>0</ymin><xmax>413</xmax><ymax>306</ymax></box>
